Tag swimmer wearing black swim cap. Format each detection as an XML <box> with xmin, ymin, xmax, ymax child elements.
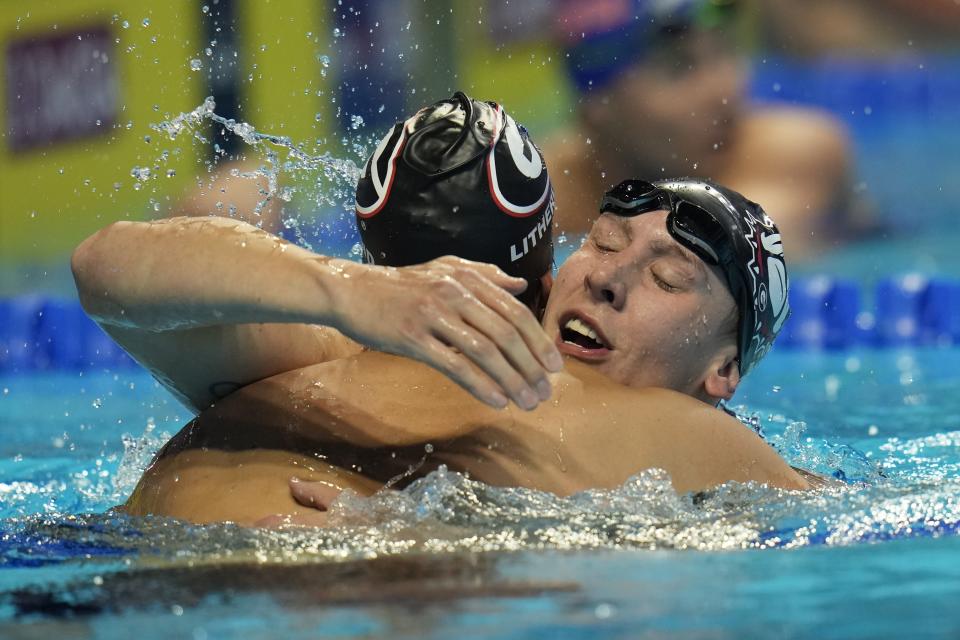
<box><xmin>355</xmin><ymin>91</ymin><xmax>554</xmax><ymax>315</ymax></box>
<box><xmin>598</xmin><ymin>178</ymin><xmax>790</xmax><ymax>376</ymax></box>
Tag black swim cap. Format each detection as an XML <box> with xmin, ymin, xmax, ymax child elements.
<box><xmin>599</xmin><ymin>178</ymin><xmax>790</xmax><ymax>376</ymax></box>
<box><xmin>355</xmin><ymin>92</ymin><xmax>554</xmax><ymax>306</ymax></box>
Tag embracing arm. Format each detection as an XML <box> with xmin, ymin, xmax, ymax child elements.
<box><xmin>72</xmin><ymin>217</ymin><xmax>362</xmax><ymax>411</ymax></box>
<box><xmin>72</xmin><ymin>217</ymin><xmax>560</xmax><ymax>413</ymax></box>
<box><xmin>197</xmin><ymin>352</ymin><xmax>809</xmax><ymax>494</ymax></box>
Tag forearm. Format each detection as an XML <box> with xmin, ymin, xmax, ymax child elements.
<box><xmin>72</xmin><ymin>217</ymin><xmax>560</xmax><ymax>413</ymax></box>
<box><xmin>197</xmin><ymin>352</ymin><xmax>504</xmax><ymax>448</ymax></box>
<box><xmin>72</xmin><ymin>217</ymin><xmax>356</xmax><ymax>331</ymax></box>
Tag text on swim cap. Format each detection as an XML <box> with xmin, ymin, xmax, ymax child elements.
<box><xmin>510</xmin><ymin>204</ymin><xmax>553</xmax><ymax>263</ymax></box>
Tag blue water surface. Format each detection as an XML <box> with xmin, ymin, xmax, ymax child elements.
<box><xmin>2</xmin><ymin>341</ymin><xmax>960</xmax><ymax>638</ymax></box>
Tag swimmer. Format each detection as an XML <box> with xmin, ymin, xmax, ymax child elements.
<box><xmin>72</xmin><ymin>93</ymin><xmax>810</xmax><ymax>526</ymax></box>
<box><xmin>545</xmin><ymin>0</ymin><xmax>869</xmax><ymax>259</ymax></box>
<box><xmin>73</xmin><ymin>95</ymin><xmax>562</xmax><ymax>415</ymax></box>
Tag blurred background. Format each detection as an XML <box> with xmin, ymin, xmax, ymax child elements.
<box><xmin>1</xmin><ymin>0</ymin><xmax>959</xmax><ymax>300</ymax></box>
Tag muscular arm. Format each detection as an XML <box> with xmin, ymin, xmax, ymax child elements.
<box><xmin>72</xmin><ymin>217</ymin><xmax>561</xmax><ymax>413</ymax></box>
<box><xmin>195</xmin><ymin>352</ymin><xmax>809</xmax><ymax>495</ymax></box>
<box><xmin>71</xmin><ymin>217</ymin><xmax>364</xmax><ymax>411</ymax></box>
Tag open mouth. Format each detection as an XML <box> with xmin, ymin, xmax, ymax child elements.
<box><xmin>559</xmin><ymin>315</ymin><xmax>611</xmax><ymax>352</ymax></box>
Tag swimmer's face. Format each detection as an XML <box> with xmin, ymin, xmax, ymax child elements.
<box><xmin>543</xmin><ymin>210</ymin><xmax>739</xmax><ymax>401</ymax></box>
<box><xmin>587</xmin><ymin>31</ymin><xmax>745</xmax><ymax>177</ymax></box>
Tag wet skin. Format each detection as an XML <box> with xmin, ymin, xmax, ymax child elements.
<box><xmin>542</xmin><ymin>210</ymin><xmax>739</xmax><ymax>403</ymax></box>
<box><xmin>124</xmin><ymin>211</ymin><xmax>796</xmax><ymax>526</ymax></box>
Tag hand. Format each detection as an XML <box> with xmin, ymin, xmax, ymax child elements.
<box><xmin>289</xmin><ymin>477</ymin><xmax>343</xmax><ymax>511</ymax></box>
<box><xmin>331</xmin><ymin>256</ymin><xmax>562</xmax><ymax>410</ymax></box>
<box><xmin>252</xmin><ymin>478</ymin><xmax>343</xmax><ymax>528</ymax></box>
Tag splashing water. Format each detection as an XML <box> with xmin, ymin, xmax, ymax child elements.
<box><xmin>142</xmin><ymin>96</ymin><xmax>368</xmax><ymax>245</ymax></box>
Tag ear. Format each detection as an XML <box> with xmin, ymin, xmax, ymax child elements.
<box><xmin>703</xmin><ymin>348</ymin><xmax>741</xmax><ymax>402</ymax></box>
<box><xmin>539</xmin><ymin>272</ymin><xmax>553</xmax><ymax>298</ymax></box>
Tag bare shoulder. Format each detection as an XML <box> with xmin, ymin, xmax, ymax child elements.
<box><xmin>635</xmin><ymin>388</ymin><xmax>811</xmax><ymax>492</ymax></box>
<box><xmin>735</xmin><ymin>105</ymin><xmax>850</xmax><ymax>174</ymax></box>
<box><xmin>552</xmin><ymin>364</ymin><xmax>810</xmax><ymax>492</ymax></box>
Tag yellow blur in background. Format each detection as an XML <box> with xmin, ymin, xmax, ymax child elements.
<box><xmin>0</xmin><ymin>0</ymin><xmax>569</xmax><ymax>295</ymax></box>
<box><xmin>0</xmin><ymin>0</ymin><xmax>338</xmax><ymax>282</ymax></box>
<box><xmin>1</xmin><ymin>1</ymin><xmax>202</xmax><ymax>265</ymax></box>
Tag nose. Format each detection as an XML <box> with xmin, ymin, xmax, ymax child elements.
<box><xmin>585</xmin><ymin>262</ymin><xmax>626</xmax><ymax>311</ymax></box>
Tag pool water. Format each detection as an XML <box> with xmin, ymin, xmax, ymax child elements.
<box><xmin>2</xmin><ymin>342</ymin><xmax>960</xmax><ymax>638</ymax></box>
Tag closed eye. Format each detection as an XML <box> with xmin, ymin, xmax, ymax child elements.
<box><xmin>652</xmin><ymin>271</ymin><xmax>680</xmax><ymax>293</ymax></box>
<box><xmin>592</xmin><ymin>238</ymin><xmax>617</xmax><ymax>253</ymax></box>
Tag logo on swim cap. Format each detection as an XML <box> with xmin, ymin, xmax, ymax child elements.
<box><xmin>355</xmin><ymin>92</ymin><xmax>554</xmax><ymax>288</ymax></box>
<box><xmin>487</xmin><ymin>110</ymin><xmax>551</xmax><ymax>217</ymax></box>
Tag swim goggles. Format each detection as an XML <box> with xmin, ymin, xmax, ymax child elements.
<box><xmin>598</xmin><ymin>178</ymin><xmax>791</xmax><ymax>376</ymax></box>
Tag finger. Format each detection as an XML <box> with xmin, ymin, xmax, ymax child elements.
<box><xmin>461</xmin><ymin>271</ymin><xmax>563</xmax><ymax>375</ymax></box>
<box><xmin>473</xmin><ymin>264</ymin><xmax>528</xmax><ymax>295</ymax></box>
<box><xmin>431</xmin><ymin>317</ymin><xmax>541</xmax><ymax>410</ymax></box>
<box><xmin>454</xmin><ymin>293</ymin><xmax>555</xmax><ymax>401</ymax></box>
<box><xmin>420</xmin><ymin>337</ymin><xmax>510</xmax><ymax>409</ymax></box>
<box><xmin>441</xmin><ymin>257</ymin><xmax>528</xmax><ymax>295</ymax></box>
<box><xmin>289</xmin><ymin>477</ymin><xmax>343</xmax><ymax>511</ymax></box>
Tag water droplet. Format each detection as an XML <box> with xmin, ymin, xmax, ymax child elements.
<box><xmin>142</xmin><ymin>18</ymin><xmax>150</xmax><ymax>27</ymax></box>
<box><xmin>121</xmin><ymin>20</ymin><xmax>129</xmax><ymax>29</ymax></box>
<box><xmin>595</xmin><ymin>604</ymin><xmax>615</xmax><ymax>619</ymax></box>
<box><xmin>189</xmin><ymin>58</ymin><xmax>203</xmax><ymax>71</ymax></box>
<box><xmin>92</xmin><ymin>398</ymin><xmax>103</xmax><ymax>409</ymax></box>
